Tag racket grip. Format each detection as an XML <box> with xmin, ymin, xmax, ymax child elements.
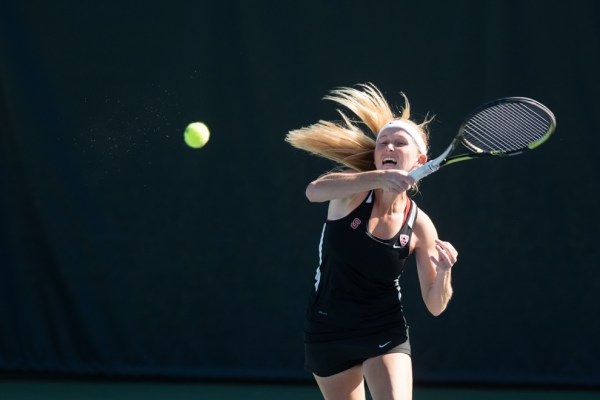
<box><xmin>409</xmin><ymin>161</ymin><xmax>439</xmax><ymax>182</ymax></box>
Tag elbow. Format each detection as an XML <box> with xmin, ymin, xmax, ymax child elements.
<box><xmin>305</xmin><ymin>182</ymin><xmax>323</xmax><ymax>203</ymax></box>
<box><xmin>428</xmin><ymin>305</ymin><xmax>446</xmax><ymax>317</ymax></box>
<box><xmin>425</xmin><ymin>293</ymin><xmax>452</xmax><ymax>317</ymax></box>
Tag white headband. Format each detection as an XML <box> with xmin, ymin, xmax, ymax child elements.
<box><xmin>376</xmin><ymin>120</ymin><xmax>427</xmax><ymax>155</ymax></box>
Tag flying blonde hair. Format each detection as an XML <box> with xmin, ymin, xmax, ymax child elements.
<box><xmin>286</xmin><ymin>83</ymin><xmax>431</xmax><ymax>172</ymax></box>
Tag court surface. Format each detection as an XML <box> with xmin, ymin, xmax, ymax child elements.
<box><xmin>1</xmin><ymin>379</ymin><xmax>599</xmax><ymax>400</ymax></box>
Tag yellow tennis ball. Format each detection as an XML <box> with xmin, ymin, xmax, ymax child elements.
<box><xmin>183</xmin><ymin>122</ymin><xmax>210</xmax><ymax>149</ymax></box>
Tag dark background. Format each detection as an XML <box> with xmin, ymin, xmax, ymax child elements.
<box><xmin>1</xmin><ymin>0</ymin><xmax>599</xmax><ymax>388</ymax></box>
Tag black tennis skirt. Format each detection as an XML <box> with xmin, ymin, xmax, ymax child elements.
<box><xmin>304</xmin><ymin>328</ymin><xmax>411</xmax><ymax>377</ymax></box>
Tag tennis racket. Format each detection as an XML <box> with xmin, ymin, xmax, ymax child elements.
<box><xmin>409</xmin><ymin>97</ymin><xmax>556</xmax><ymax>182</ymax></box>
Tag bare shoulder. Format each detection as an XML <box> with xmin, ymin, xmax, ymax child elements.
<box><xmin>414</xmin><ymin>207</ymin><xmax>434</xmax><ymax>230</ymax></box>
<box><xmin>412</xmin><ymin>206</ymin><xmax>438</xmax><ymax>248</ymax></box>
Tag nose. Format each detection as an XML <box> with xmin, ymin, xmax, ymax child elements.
<box><xmin>386</xmin><ymin>143</ymin><xmax>395</xmax><ymax>151</ymax></box>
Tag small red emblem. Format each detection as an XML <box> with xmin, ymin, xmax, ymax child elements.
<box><xmin>350</xmin><ymin>218</ymin><xmax>361</xmax><ymax>229</ymax></box>
<box><xmin>399</xmin><ymin>234</ymin><xmax>409</xmax><ymax>247</ymax></box>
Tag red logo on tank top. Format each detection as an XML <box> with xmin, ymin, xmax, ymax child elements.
<box><xmin>350</xmin><ymin>218</ymin><xmax>361</xmax><ymax>229</ymax></box>
<box><xmin>399</xmin><ymin>234</ymin><xmax>409</xmax><ymax>247</ymax></box>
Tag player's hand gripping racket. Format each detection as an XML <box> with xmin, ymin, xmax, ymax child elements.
<box><xmin>409</xmin><ymin>97</ymin><xmax>556</xmax><ymax>182</ymax></box>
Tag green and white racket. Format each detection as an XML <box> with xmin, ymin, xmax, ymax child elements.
<box><xmin>409</xmin><ymin>97</ymin><xmax>556</xmax><ymax>181</ymax></box>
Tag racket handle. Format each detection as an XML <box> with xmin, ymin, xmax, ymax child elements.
<box><xmin>409</xmin><ymin>161</ymin><xmax>440</xmax><ymax>182</ymax></box>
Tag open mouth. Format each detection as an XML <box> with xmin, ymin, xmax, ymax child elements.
<box><xmin>382</xmin><ymin>157</ymin><xmax>397</xmax><ymax>166</ymax></box>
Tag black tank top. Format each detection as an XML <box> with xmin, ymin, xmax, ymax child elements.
<box><xmin>305</xmin><ymin>191</ymin><xmax>418</xmax><ymax>343</ymax></box>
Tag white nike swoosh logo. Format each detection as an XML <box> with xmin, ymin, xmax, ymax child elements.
<box><xmin>378</xmin><ymin>341</ymin><xmax>392</xmax><ymax>348</ymax></box>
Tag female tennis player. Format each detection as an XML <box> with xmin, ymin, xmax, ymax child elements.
<box><xmin>286</xmin><ymin>84</ymin><xmax>458</xmax><ymax>400</ymax></box>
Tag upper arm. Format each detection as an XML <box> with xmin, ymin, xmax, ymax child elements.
<box><xmin>412</xmin><ymin>210</ymin><xmax>440</xmax><ymax>299</ymax></box>
<box><xmin>305</xmin><ymin>170</ymin><xmax>369</xmax><ymax>220</ymax></box>
<box><xmin>305</xmin><ymin>169</ymin><xmax>357</xmax><ymax>201</ymax></box>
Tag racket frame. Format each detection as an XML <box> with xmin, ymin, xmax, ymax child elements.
<box><xmin>408</xmin><ymin>97</ymin><xmax>555</xmax><ymax>182</ymax></box>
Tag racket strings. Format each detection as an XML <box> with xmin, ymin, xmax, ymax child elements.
<box><xmin>462</xmin><ymin>103</ymin><xmax>552</xmax><ymax>153</ymax></box>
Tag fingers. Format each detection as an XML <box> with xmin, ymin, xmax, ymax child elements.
<box><xmin>435</xmin><ymin>239</ymin><xmax>458</xmax><ymax>270</ymax></box>
<box><xmin>435</xmin><ymin>239</ymin><xmax>457</xmax><ymax>258</ymax></box>
<box><xmin>381</xmin><ymin>170</ymin><xmax>415</xmax><ymax>194</ymax></box>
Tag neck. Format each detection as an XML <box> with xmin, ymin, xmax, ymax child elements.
<box><xmin>374</xmin><ymin>189</ymin><xmax>407</xmax><ymax>215</ymax></box>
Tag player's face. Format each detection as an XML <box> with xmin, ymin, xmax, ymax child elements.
<box><xmin>374</xmin><ymin>130</ymin><xmax>421</xmax><ymax>171</ymax></box>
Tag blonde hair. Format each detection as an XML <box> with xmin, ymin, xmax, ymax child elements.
<box><xmin>286</xmin><ymin>83</ymin><xmax>431</xmax><ymax>172</ymax></box>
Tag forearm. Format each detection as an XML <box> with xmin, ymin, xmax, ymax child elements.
<box><xmin>305</xmin><ymin>171</ymin><xmax>382</xmax><ymax>202</ymax></box>
<box><xmin>415</xmin><ymin>216</ymin><xmax>458</xmax><ymax>317</ymax></box>
<box><xmin>425</xmin><ymin>268</ymin><xmax>453</xmax><ymax>316</ymax></box>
